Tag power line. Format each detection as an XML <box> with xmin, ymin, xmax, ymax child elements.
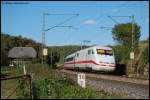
<box><xmin>41</xmin><ymin>12</ymin><xmax>79</xmax><ymax>64</ymax></box>
<box><xmin>109</xmin><ymin>16</ymin><xmax>132</xmax><ymax>18</ymax></box>
<box><xmin>45</xmin><ymin>26</ymin><xmax>72</xmax><ymax>31</ymax></box>
<box><xmin>44</xmin><ymin>13</ymin><xmax>79</xmax><ymax>16</ymax></box>
<box><xmin>99</xmin><ymin>26</ymin><xmax>113</xmax><ymax>30</ymax></box>
<box><xmin>45</xmin><ymin>14</ymin><xmax>79</xmax><ymax>31</ymax></box>
<box><xmin>44</xmin><ymin>25</ymin><xmax>78</xmax><ymax>31</ymax></box>
<box><xmin>108</xmin><ymin>16</ymin><xmax>120</xmax><ymax>24</ymax></box>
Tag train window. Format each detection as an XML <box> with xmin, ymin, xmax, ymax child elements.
<box><xmin>76</xmin><ymin>53</ymin><xmax>79</xmax><ymax>57</ymax></box>
<box><xmin>97</xmin><ymin>49</ymin><xmax>113</xmax><ymax>55</ymax></box>
<box><xmin>97</xmin><ymin>49</ymin><xmax>105</xmax><ymax>54</ymax></box>
<box><xmin>88</xmin><ymin>50</ymin><xmax>91</xmax><ymax>55</ymax></box>
<box><xmin>66</xmin><ymin>57</ymin><xmax>74</xmax><ymax>62</ymax></box>
<box><xmin>92</xmin><ymin>50</ymin><xmax>94</xmax><ymax>54</ymax></box>
<box><xmin>105</xmin><ymin>50</ymin><xmax>113</xmax><ymax>55</ymax></box>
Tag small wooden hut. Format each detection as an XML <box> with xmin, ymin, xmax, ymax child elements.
<box><xmin>8</xmin><ymin>47</ymin><xmax>37</xmax><ymax>66</ymax></box>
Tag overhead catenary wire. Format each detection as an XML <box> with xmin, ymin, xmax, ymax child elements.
<box><xmin>45</xmin><ymin>14</ymin><xmax>79</xmax><ymax>31</ymax></box>
<box><xmin>108</xmin><ymin>16</ymin><xmax>120</xmax><ymax>24</ymax></box>
<box><xmin>42</xmin><ymin>12</ymin><xmax>79</xmax><ymax>64</ymax></box>
<box><xmin>99</xmin><ymin>26</ymin><xmax>113</xmax><ymax>29</ymax></box>
<box><xmin>44</xmin><ymin>13</ymin><xmax>79</xmax><ymax>16</ymax></box>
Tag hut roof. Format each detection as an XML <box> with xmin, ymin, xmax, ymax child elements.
<box><xmin>8</xmin><ymin>47</ymin><xmax>37</xmax><ymax>59</ymax></box>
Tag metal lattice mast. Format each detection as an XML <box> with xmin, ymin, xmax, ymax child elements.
<box><xmin>42</xmin><ymin>13</ymin><xmax>45</xmax><ymax>64</ymax></box>
<box><xmin>41</xmin><ymin>12</ymin><xmax>79</xmax><ymax>64</ymax></box>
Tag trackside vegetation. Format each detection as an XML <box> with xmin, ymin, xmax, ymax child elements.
<box><xmin>1</xmin><ymin>64</ymin><xmax>122</xmax><ymax>99</ymax></box>
<box><xmin>27</xmin><ymin>64</ymin><xmax>122</xmax><ymax>99</ymax></box>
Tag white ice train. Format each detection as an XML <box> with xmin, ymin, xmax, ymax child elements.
<box><xmin>64</xmin><ymin>46</ymin><xmax>116</xmax><ymax>72</ymax></box>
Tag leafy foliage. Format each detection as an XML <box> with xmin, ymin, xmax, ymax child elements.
<box><xmin>112</xmin><ymin>23</ymin><xmax>141</xmax><ymax>50</ymax></box>
<box><xmin>111</xmin><ymin>45</ymin><xmax>130</xmax><ymax>63</ymax></box>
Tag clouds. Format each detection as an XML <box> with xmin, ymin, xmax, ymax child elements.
<box><xmin>84</xmin><ymin>19</ymin><xmax>97</xmax><ymax>25</ymax></box>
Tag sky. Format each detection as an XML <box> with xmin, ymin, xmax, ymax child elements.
<box><xmin>1</xmin><ymin>1</ymin><xmax>149</xmax><ymax>46</ymax></box>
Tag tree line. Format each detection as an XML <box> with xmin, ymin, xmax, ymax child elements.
<box><xmin>1</xmin><ymin>33</ymin><xmax>42</xmax><ymax>66</ymax></box>
<box><xmin>1</xmin><ymin>33</ymin><xmax>81</xmax><ymax>67</ymax></box>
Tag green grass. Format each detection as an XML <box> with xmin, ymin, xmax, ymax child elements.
<box><xmin>1</xmin><ymin>64</ymin><xmax>123</xmax><ymax>99</ymax></box>
<box><xmin>1</xmin><ymin>66</ymin><xmax>30</xmax><ymax>99</ymax></box>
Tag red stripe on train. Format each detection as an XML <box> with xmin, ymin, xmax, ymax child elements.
<box><xmin>65</xmin><ymin>60</ymin><xmax>115</xmax><ymax>67</ymax></box>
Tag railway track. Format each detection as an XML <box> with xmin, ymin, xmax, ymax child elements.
<box><xmin>56</xmin><ymin>68</ymin><xmax>149</xmax><ymax>99</ymax></box>
<box><xmin>57</xmin><ymin>67</ymin><xmax>149</xmax><ymax>85</ymax></box>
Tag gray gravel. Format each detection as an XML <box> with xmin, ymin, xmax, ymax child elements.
<box><xmin>86</xmin><ymin>78</ymin><xmax>149</xmax><ymax>99</ymax></box>
<box><xmin>58</xmin><ymin>70</ymin><xmax>149</xmax><ymax>99</ymax></box>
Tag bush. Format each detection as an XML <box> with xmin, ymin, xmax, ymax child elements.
<box><xmin>35</xmin><ymin>75</ymin><xmax>71</xmax><ymax>99</ymax></box>
<box><xmin>138</xmin><ymin>45</ymin><xmax>149</xmax><ymax>75</ymax></box>
<box><xmin>112</xmin><ymin>45</ymin><xmax>130</xmax><ymax>63</ymax></box>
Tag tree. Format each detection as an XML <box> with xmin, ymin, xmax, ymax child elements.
<box><xmin>1</xmin><ymin>33</ymin><xmax>42</xmax><ymax>66</ymax></box>
<box><xmin>112</xmin><ymin>22</ymin><xmax>141</xmax><ymax>50</ymax></box>
<box><xmin>112</xmin><ymin>23</ymin><xmax>141</xmax><ymax>76</ymax></box>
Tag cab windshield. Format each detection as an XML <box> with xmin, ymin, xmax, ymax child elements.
<box><xmin>97</xmin><ymin>49</ymin><xmax>113</xmax><ymax>56</ymax></box>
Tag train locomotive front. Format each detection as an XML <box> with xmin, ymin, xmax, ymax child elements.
<box><xmin>64</xmin><ymin>46</ymin><xmax>116</xmax><ymax>72</ymax></box>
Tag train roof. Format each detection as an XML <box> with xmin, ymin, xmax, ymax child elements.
<box><xmin>87</xmin><ymin>45</ymin><xmax>112</xmax><ymax>50</ymax></box>
<box><xmin>76</xmin><ymin>45</ymin><xmax>112</xmax><ymax>52</ymax></box>
<box><xmin>65</xmin><ymin>45</ymin><xmax>112</xmax><ymax>58</ymax></box>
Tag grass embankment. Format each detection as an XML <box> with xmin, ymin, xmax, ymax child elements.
<box><xmin>1</xmin><ymin>64</ymin><xmax>123</xmax><ymax>99</ymax></box>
